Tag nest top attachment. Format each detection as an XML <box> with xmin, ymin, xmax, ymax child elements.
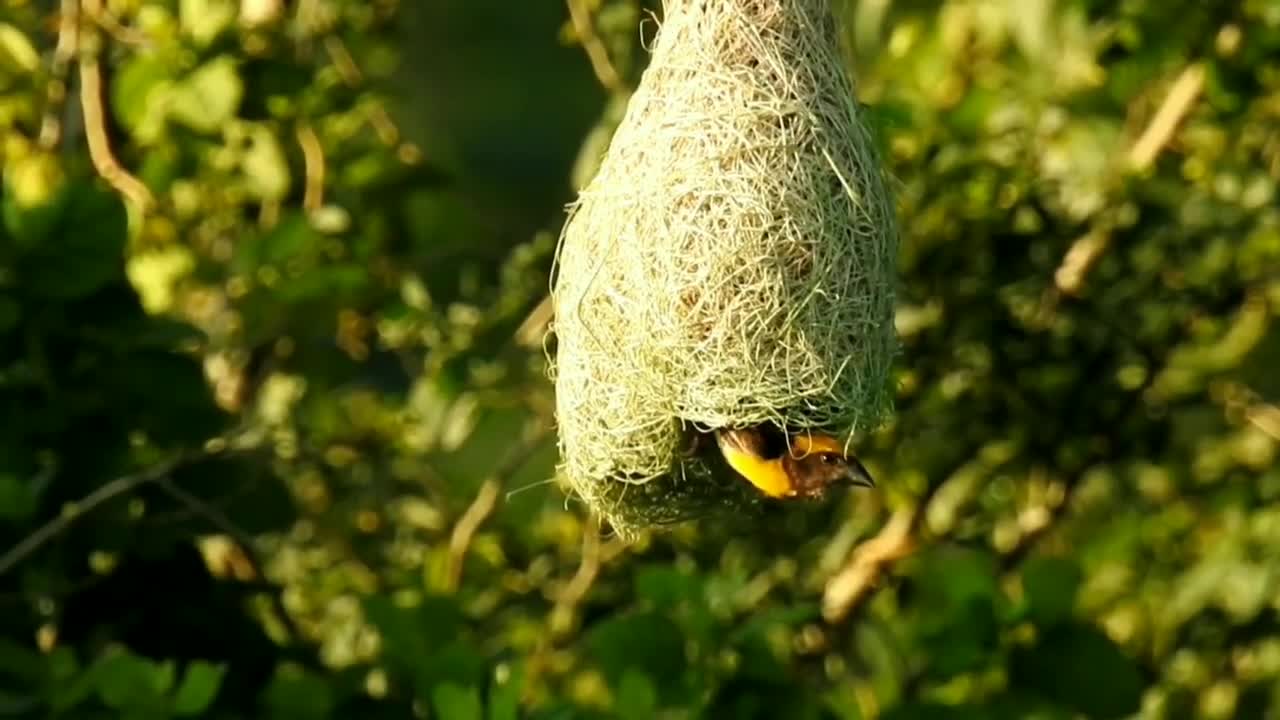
<box><xmin>551</xmin><ymin>0</ymin><xmax>898</xmax><ymax>535</ymax></box>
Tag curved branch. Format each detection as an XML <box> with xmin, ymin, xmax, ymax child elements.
<box><xmin>0</xmin><ymin>454</ymin><xmax>187</xmax><ymax>577</ymax></box>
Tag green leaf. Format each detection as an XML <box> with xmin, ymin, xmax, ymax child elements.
<box><xmin>112</xmin><ymin>349</ymin><xmax>227</xmax><ymax>444</ymax></box>
<box><xmin>0</xmin><ymin>473</ymin><xmax>35</xmax><ymax>521</ymax></box>
<box><xmin>2</xmin><ymin>153</ymin><xmax>66</xmax><ymax>247</ymax></box>
<box><xmin>46</xmin><ymin>647</ymin><xmax>81</xmax><ymax>683</ymax></box>
<box><xmin>182</xmin><ymin>456</ymin><xmax>295</xmax><ymax>535</ymax></box>
<box><xmin>260</xmin><ymin>665</ymin><xmax>335</xmax><ymax>720</ymax></box>
<box><xmin>240</xmin><ymin>212</ymin><xmax>318</xmax><ymax>268</ymax></box>
<box><xmin>487</xmin><ymin>663</ymin><xmax>524</xmax><ymax>720</ymax></box>
<box><xmin>363</xmin><ymin>594</ymin><xmax>463</xmax><ymax>668</ymax></box>
<box><xmin>884</xmin><ymin>697</ymin><xmax>1069</xmax><ymax>720</ymax></box>
<box><xmin>912</xmin><ymin>547</ymin><xmax>1003</xmax><ymax>678</ymax></box>
<box><xmin>262</xmin><ymin>211</ymin><xmax>317</xmax><ymax>265</ymax></box>
<box><xmin>241</xmin><ymin>125</ymin><xmax>292</xmax><ymax>201</ymax></box>
<box><xmin>0</xmin><ymin>295</ymin><xmax>19</xmax><ymax>332</ymax></box>
<box><xmin>615</xmin><ymin>670</ymin><xmax>658</xmax><ymax>720</ymax></box>
<box><xmin>363</xmin><ymin>594</ymin><xmax>482</xmax><ymax>696</ymax></box>
<box><xmin>634</xmin><ymin>565</ymin><xmax>701</xmax><ymax>610</ymax></box>
<box><xmin>49</xmin><ymin>649</ymin><xmax>97</xmax><ymax>712</ymax></box>
<box><xmin>168</xmin><ymin>56</ymin><xmax>243</xmax><ymax>133</ymax></box>
<box><xmin>276</xmin><ymin>265</ymin><xmax>369</xmax><ymax>303</ymax></box>
<box><xmin>417</xmin><ymin>641</ymin><xmax>486</xmax><ymax>703</ymax></box>
<box><xmin>112</xmin><ymin>56</ymin><xmax>174</xmax><ymax>140</ymax></box>
<box><xmin>113</xmin><ymin>315</ymin><xmax>206</xmax><ymax>349</ymax></box>
<box><xmin>432</xmin><ymin>683</ymin><xmax>483</xmax><ymax>720</ymax></box>
<box><xmin>0</xmin><ymin>23</ymin><xmax>39</xmax><ymax>75</ymax></box>
<box><xmin>172</xmin><ymin>661</ymin><xmax>226</xmax><ymax>716</ymax></box>
<box><xmin>914</xmin><ymin>547</ymin><xmax>1001</xmax><ymax>612</ymax></box>
<box><xmin>1020</xmin><ymin>556</ymin><xmax>1082</xmax><ymax>627</ymax></box>
<box><xmin>93</xmin><ymin>649</ymin><xmax>170</xmax><ymax>711</ymax></box>
<box><xmin>1011</xmin><ymin>623</ymin><xmax>1145</xmax><ymax>720</ymax></box>
<box><xmin>12</xmin><ymin>179</ymin><xmax>128</xmax><ymax>299</ymax></box>
<box><xmin>0</xmin><ymin>639</ymin><xmax>43</xmax><ymax>687</ymax></box>
<box><xmin>180</xmin><ymin>0</ymin><xmax>236</xmax><ymax>46</ymax></box>
<box><xmin>586</xmin><ymin>612</ymin><xmax>687</xmax><ymax>703</ymax></box>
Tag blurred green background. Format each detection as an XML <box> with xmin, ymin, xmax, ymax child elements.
<box><xmin>2</xmin><ymin>0</ymin><xmax>1279</xmax><ymax>718</ymax></box>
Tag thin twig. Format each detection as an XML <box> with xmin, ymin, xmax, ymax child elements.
<box><xmin>1247</xmin><ymin>402</ymin><xmax>1280</xmax><ymax>441</ymax></box>
<box><xmin>998</xmin><ymin>500</ymin><xmax>1068</xmax><ymax>571</ymax></box>
<box><xmin>565</xmin><ymin>0</ymin><xmax>624</xmax><ymax>93</ymax></box>
<box><xmin>821</xmin><ymin>448</ymin><xmax>977</xmax><ymax>624</ymax></box>
<box><xmin>1128</xmin><ymin>63</ymin><xmax>1206</xmax><ymax>172</ymax></box>
<box><xmin>444</xmin><ymin>424</ymin><xmax>552</xmax><ymax>591</ymax></box>
<box><xmin>1055</xmin><ymin>61</ymin><xmax>1206</xmax><ymax>295</ymax></box>
<box><xmin>80</xmin><ymin>0</ymin><xmax>154</xmax><ymax>210</ymax></box>
<box><xmin>155</xmin><ymin>477</ymin><xmax>304</xmax><ymax>643</ymax></box>
<box><xmin>527</xmin><ymin>522</ymin><xmax>614</xmax><ymax>697</ymax></box>
<box><xmin>321</xmin><ymin>36</ymin><xmax>401</xmax><ymax>147</ymax></box>
<box><xmin>1211</xmin><ymin>379</ymin><xmax>1280</xmax><ymax>442</ymax></box>
<box><xmin>155</xmin><ymin>479</ymin><xmax>261</xmax><ymax>571</ymax></box>
<box><xmin>367</xmin><ymin>105</ymin><xmax>401</xmax><ymax>147</ymax></box>
<box><xmin>324</xmin><ymin>35</ymin><xmax>363</xmax><ymax>85</ymax></box>
<box><xmin>555</xmin><ymin>521</ymin><xmax>602</xmax><ymax>613</ymax></box>
<box><xmin>258</xmin><ymin>198</ymin><xmax>280</xmax><ymax>228</ymax></box>
<box><xmin>296</xmin><ymin>123</ymin><xmax>325</xmax><ymax>211</ymax></box>
<box><xmin>515</xmin><ymin>295</ymin><xmax>554</xmax><ymax>349</ymax></box>
<box><xmin>546</xmin><ymin>519</ymin><xmax>604</xmax><ymax>641</ymax></box>
<box><xmin>0</xmin><ymin>455</ymin><xmax>187</xmax><ymax>576</ymax></box>
<box><xmin>84</xmin><ymin>3</ymin><xmax>149</xmax><ymax>46</ymax></box>
<box><xmin>1053</xmin><ymin>225</ymin><xmax>1111</xmax><ymax>295</ymax></box>
<box><xmin>821</xmin><ymin>506</ymin><xmax>917</xmax><ymax>623</ymax></box>
<box><xmin>444</xmin><ymin>479</ymin><xmax>502</xmax><ymax>592</ymax></box>
<box><xmin>38</xmin><ymin>0</ymin><xmax>80</xmax><ymax>149</ymax></box>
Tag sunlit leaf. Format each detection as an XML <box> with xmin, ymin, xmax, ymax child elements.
<box><xmin>113</xmin><ymin>56</ymin><xmax>174</xmax><ymax>140</ymax></box>
<box><xmin>180</xmin><ymin>0</ymin><xmax>236</xmax><ymax>47</ymax></box>
<box><xmin>171</xmin><ymin>661</ymin><xmax>226</xmax><ymax>716</ymax></box>
<box><xmin>432</xmin><ymin>683</ymin><xmax>483</xmax><ymax>720</ymax></box>
<box><xmin>0</xmin><ymin>23</ymin><xmax>39</xmax><ymax>75</ymax></box>
<box><xmin>168</xmin><ymin>56</ymin><xmax>243</xmax><ymax>133</ymax></box>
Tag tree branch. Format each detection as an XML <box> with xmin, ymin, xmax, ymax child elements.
<box><xmin>565</xmin><ymin>0</ymin><xmax>624</xmax><ymax>93</ymax></box>
<box><xmin>444</xmin><ymin>423</ymin><xmax>552</xmax><ymax>591</ymax></box>
<box><xmin>155</xmin><ymin>477</ymin><xmax>304</xmax><ymax>643</ymax></box>
<box><xmin>0</xmin><ymin>454</ymin><xmax>187</xmax><ymax>577</ymax></box>
<box><xmin>80</xmin><ymin>0</ymin><xmax>154</xmax><ymax>210</ymax></box>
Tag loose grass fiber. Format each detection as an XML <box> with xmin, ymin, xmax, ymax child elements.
<box><xmin>551</xmin><ymin>0</ymin><xmax>897</xmax><ymax>535</ymax></box>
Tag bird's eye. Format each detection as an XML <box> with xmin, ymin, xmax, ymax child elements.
<box><xmin>820</xmin><ymin>453</ymin><xmax>838</xmax><ymax>464</ymax></box>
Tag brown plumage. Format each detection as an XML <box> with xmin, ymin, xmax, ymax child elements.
<box><xmin>685</xmin><ymin>424</ymin><xmax>875</xmax><ymax>499</ymax></box>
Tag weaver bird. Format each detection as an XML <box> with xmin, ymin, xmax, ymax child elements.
<box><xmin>688</xmin><ymin>425</ymin><xmax>875</xmax><ymax>500</ymax></box>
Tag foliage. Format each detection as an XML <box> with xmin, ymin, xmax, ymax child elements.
<box><xmin>1</xmin><ymin>0</ymin><xmax>1278</xmax><ymax>718</ymax></box>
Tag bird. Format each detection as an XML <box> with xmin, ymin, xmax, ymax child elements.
<box><xmin>683</xmin><ymin>424</ymin><xmax>875</xmax><ymax>500</ymax></box>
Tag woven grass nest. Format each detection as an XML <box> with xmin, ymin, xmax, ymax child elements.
<box><xmin>550</xmin><ymin>0</ymin><xmax>897</xmax><ymax>536</ymax></box>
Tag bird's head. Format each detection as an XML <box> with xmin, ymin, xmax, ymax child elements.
<box><xmin>785</xmin><ymin>433</ymin><xmax>876</xmax><ymax>498</ymax></box>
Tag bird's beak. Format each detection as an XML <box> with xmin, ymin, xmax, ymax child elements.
<box><xmin>844</xmin><ymin>457</ymin><xmax>876</xmax><ymax>489</ymax></box>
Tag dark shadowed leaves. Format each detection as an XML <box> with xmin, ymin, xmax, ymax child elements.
<box><xmin>911</xmin><ymin>547</ymin><xmax>1004</xmax><ymax>678</ymax></box>
<box><xmin>6</xmin><ymin>179</ymin><xmax>127</xmax><ymax>300</ymax></box>
<box><xmin>1020</xmin><ymin>555</ymin><xmax>1083</xmax><ymax>627</ymax></box>
<box><xmin>1011</xmin><ymin>623</ymin><xmax>1145</xmax><ymax>720</ymax></box>
<box><xmin>261</xmin><ymin>665</ymin><xmax>336</xmax><ymax>720</ymax></box>
<box><xmin>171</xmin><ymin>661</ymin><xmax>227</xmax><ymax>716</ymax></box>
<box><xmin>586</xmin><ymin>611</ymin><xmax>688</xmax><ymax>703</ymax></box>
<box><xmin>363</xmin><ymin>594</ymin><xmax>484</xmax><ymax>701</ymax></box>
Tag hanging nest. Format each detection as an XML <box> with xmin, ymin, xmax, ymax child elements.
<box><xmin>550</xmin><ymin>0</ymin><xmax>897</xmax><ymax>536</ymax></box>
